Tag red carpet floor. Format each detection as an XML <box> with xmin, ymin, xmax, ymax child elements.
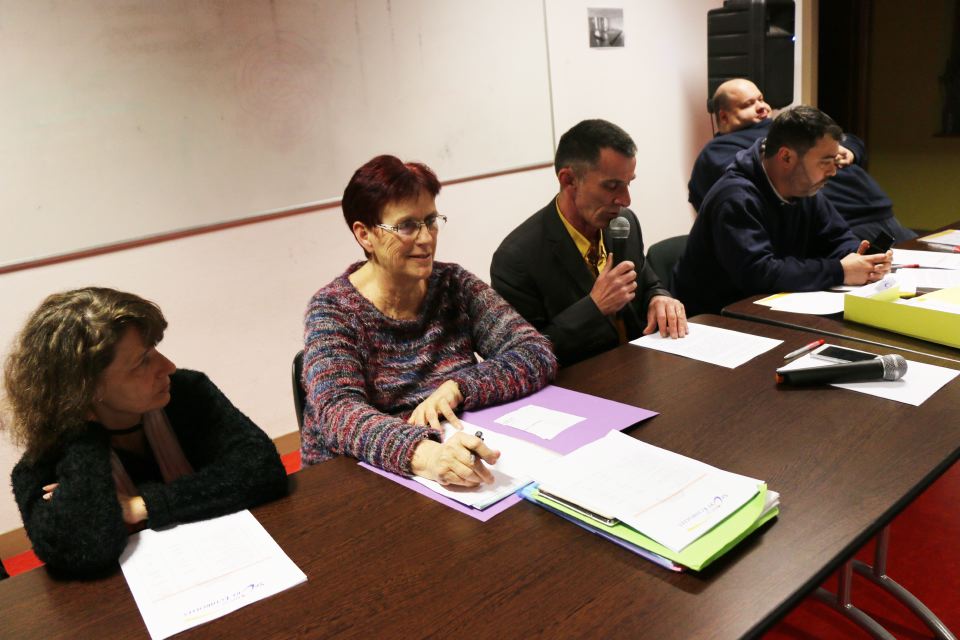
<box><xmin>763</xmin><ymin>460</ymin><xmax>960</xmax><ymax>639</ymax></box>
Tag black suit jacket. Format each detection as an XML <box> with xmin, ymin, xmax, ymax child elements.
<box><xmin>491</xmin><ymin>199</ymin><xmax>669</xmax><ymax>366</ymax></box>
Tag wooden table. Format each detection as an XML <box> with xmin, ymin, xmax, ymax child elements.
<box><xmin>2</xmin><ymin>316</ymin><xmax>958</xmax><ymax>639</ymax></box>
<box><xmin>722</xmin><ymin>294</ymin><xmax>960</xmax><ymax>364</ymax></box>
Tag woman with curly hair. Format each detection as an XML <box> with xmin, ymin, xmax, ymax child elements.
<box><xmin>4</xmin><ymin>287</ymin><xmax>288</xmax><ymax>576</ymax></box>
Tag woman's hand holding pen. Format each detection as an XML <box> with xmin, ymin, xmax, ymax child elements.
<box><xmin>411</xmin><ymin>431</ymin><xmax>500</xmax><ymax>487</ymax></box>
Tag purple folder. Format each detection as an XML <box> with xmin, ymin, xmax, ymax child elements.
<box><xmin>461</xmin><ymin>385</ymin><xmax>657</xmax><ymax>455</ymax></box>
<box><xmin>361</xmin><ymin>385</ymin><xmax>657</xmax><ymax>521</ymax></box>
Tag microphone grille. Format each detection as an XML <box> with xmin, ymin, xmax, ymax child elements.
<box><xmin>608</xmin><ymin>215</ymin><xmax>631</xmax><ymax>240</ymax></box>
<box><xmin>879</xmin><ymin>354</ymin><xmax>908</xmax><ymax>381</ymax></box>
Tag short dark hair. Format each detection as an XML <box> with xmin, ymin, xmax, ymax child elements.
<box><xmin>554</xmin><ymin>119</ymin><xmax>637</xmax><ymax>175</ymax></box>
<box><xmin>764</xmin><ymin>106</ymin><xmax>843</xmax><ymax>159</ymax></box>
<box><xmin>341</xmin><ymin>155</ymin><xmax>441</xmax><ymax>228</ymax></box>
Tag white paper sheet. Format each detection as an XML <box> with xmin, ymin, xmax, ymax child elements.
<box><xmin>535</xmin><ymin>431</ymin><xmax>761</xmax><ymax>553</ymax></box>
<box><xmin>919</xmin><ymin>229</ymin><xmax>960</xmax><ymax>247</ymax></box>
<box><xmin>756</xmin><ymin>291</ymin><xmax>846</xmax><ymax>315</ymax></box>
<box><xmin>778</xmin><ymin>353</ymin><xmax>959</xmax><ymax>406</ymax></box>
<box><xmin>899</xmin><ymin>296</ymin><xmax>960</xmax><ymax>315</ymax></box>
<box><xmin>494</xmin><ymin>404</ymin><xmax>586</xmax><ymax>439</ymax></box>
<box><xmin>119</xmin><ymin>510</ymin><xmax>306</xmax><ymax>640</ymax></box>
<box><xmin>631</xmin><ymin>322</ymin><xmax>782</xmax><ymax>368</ymax></box>
<box><xmin>411</xmin><ymin>421</ymin><xmax>559</xmax><ymax>509</ymax></box>
<box><xmin>894</xmin><ymin>268</ymin><xmax>960</xmax><ymax>294</ymax></box>
<box><xmin>846</xmin><ymin>276</ymin><xmax>900</xmax><ymax>299</ymax></box>
<box><xmin>892</xmin><ymin>248</ymin><xmax>960</xmax><ymax>270</ymax></box>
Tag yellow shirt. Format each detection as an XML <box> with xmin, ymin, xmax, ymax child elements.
<box><xmin>555</xmin><ymin>198</ymin><xmax>608</xmax><ymax>273</ymax></box>
<box><xmin>555</xmin><ymin>198</ymin><xmax>627</xmax><ymax>342</ymax></box>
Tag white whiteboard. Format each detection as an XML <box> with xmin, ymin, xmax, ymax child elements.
<box><xmin>0</xmin><ymin>0</ymin><xmax>554</xmax><ymax>267</ymax></box>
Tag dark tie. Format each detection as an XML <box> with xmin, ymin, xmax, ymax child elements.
<box><xmin>586</xmin><ymin>243</ymin><xmax>600</xmax><ymax>277</ymax></box>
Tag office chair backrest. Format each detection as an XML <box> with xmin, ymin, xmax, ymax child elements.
<box><xmin>292</xmin><ymin>350</ymin><xmax>306</xmax><ymax>431</ymax></box>
<box><xmin>646</xmin><ymin>235</ymin><xmax>688</xmax><ymax>294</ymax></box>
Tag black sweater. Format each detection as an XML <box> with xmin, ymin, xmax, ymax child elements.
<box><xmin>674</xmin><ymin>139</ymin><xmax>860</xmax><ymax>315</ymax></box>
<box><xmin>11</xmin><ymin>369</ymin><xmax>288</xmax><ymax>577</ymax></box>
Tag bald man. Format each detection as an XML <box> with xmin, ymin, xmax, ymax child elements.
<box><xmin>688</xmin><ymin>79</ymin><xmax>916</xmax><ymax>243</ymax></box>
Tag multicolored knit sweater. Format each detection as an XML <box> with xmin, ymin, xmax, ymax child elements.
<box><xmin>301</xmin><ymin>261</ymin><xmax>557</xmax><ymax>473</ymax></box>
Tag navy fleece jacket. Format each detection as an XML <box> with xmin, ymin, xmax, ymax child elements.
<box><xmin>688</xmin><ymin>119</ymin><xmax>894</xmax><ymax>229</ymax></box>
<box><xmin>674</xmin><ymin>138</ymin><xmax>860</xmax><ymax>315</ymax></box>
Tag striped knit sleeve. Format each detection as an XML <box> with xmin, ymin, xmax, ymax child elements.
<box><xmin>447</xmin><ymin>267</ymin><xmax>558</xmax><ymax>409</ymax></box>
<box><xmin>302</xmin><ymin>292</ymin><xmax>438</xmax><ymax>475</ymax></box>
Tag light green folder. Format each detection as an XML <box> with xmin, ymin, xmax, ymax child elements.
<box><xmin>844</xmin><ymin>285</ymin><xmax>960</xmax><ymax>349</ymax></box>
<box><xmin>533</xmin><ymin>484</ymin><xmax>778</xmax><ymax>571</ymax></box>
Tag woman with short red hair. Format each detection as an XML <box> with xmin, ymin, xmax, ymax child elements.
<box><xmin>301</xmin><ymin>155</ymin><xmax>557</xmax><ymax>486</ymax></box>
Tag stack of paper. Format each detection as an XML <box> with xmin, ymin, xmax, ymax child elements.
<box><xmin>755</xmin><ymin>291</ymin><xmax>846</xmax><ymax>314</ymax></box>
<box><xmin>525</xmin><ymin>431</ymin><xmax>779</xmax><ymax>571</ymax></box>
<box><xmin>893</xmin><ymin>268</ymin><xmax>960</xmax><ymax>295</ymax></box>
<box><xmin>410</xmin><ymin>422</ymin><xmax>559</xmax><ymax>509</ymax></box>
<box><xmin>892</xmin><ymin>248</ymin><xmax>960</xmax><ymax>270</ymax></box>
<box><xmin>918</xmin><ymin>229</ymin><xmax>960</xmax><ymax>249</ymax></box>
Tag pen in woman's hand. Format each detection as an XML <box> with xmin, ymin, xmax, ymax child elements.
<box><xmin>467</xmin><ymin>430</ymin><xmax>484</xmax><ymax>464</ymax></box>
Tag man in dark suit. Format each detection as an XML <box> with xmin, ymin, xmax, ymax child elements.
<box><xmin>491</xmin><ymin>119</ymin><xmax>686</xmax><ymax>366</ymax></box>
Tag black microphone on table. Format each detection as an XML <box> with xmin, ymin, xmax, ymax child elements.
<box><xmin>775</xmin><ymin>354</ymin><xmax>908</xmax><ymax>386</ymax></box>
<box><xmin>608</xmin><ymin>215</ymin><xmax>630</xmax><ymax>266</ymax></box>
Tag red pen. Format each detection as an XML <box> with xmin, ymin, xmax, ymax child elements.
<box><xmin>783</xmin><ymin>338</ymin><xmax>825</xmax><ymax>360</ymax></box>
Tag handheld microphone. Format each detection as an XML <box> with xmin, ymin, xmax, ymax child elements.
<box><xmin>608</xmin><ymin>215</ymin><xmax>631</xmax><ymax>266</ymax></box>
<box><xmin>775</xmin><ymin>354</ymin><xmax>907</xmax><ymax>386</ymax></box>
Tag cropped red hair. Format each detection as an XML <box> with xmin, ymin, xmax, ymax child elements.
<box><xmin>341</xmin><ymin>155</ymin><xmax>441</xmax><ymax>228</ymax></box>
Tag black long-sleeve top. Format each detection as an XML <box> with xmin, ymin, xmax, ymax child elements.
<box><xmin>11</xmin><ymin>369</ymin><xmax>288</xmax><ymax>577</ymax></box>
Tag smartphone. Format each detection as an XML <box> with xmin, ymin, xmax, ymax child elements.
<box><xmin>811</xmin><ymin>344</ymin><xmax>880</xmax><ymax>364</ymax></box>
<box><xmin>864</xmin><ymin>230</ymin><xmax>895</xmax><ymax>255</ymax></box>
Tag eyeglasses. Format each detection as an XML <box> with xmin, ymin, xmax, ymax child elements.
<box><xmin>375</xmin><ymin>214</ymin><xmax>447</xmax><ymax>238</ymax></box>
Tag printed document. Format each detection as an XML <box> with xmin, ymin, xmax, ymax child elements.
<box><xmin>778</xmin><ymin>353</ymin><xmax>959</xmax><ymax>406</ymax></box>
<box><xmin>120</xmin><ymin>510</ymin><xmax>306</xmax><ymax>640</ymax></box>
<box><xmin>631</xmin><ymin>322</ymin><xmax>782</xmax><ymax>368</ymax></box>
<box><xmin>411</xmin><ymin>421</ymin><xmax>559</xmax><ymax>509</ymax></box>
<box><xmin>535</xmin><ymin>431</ymin><xmax>761</xmax><ymax>553</ymax></box>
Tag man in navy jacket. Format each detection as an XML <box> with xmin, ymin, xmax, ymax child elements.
<box><xmin>688</xmin><ymin>79</ymin><xmax>915</xmax><ymax>242</ymax></box>
<box><xmin>674</xmin><ymin>106</ymin><xmax>894</xmax><ymax>316</ymax></box>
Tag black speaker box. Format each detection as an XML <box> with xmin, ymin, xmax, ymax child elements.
<box><xmin>707</xmin><ymin>0</ymin><xmax>795</xmax><ymax>108</ymax></box>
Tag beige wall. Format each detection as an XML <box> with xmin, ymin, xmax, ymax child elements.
<box><xmin>868</xmin><ymin>0</ymin><xmax>960</xmax><ymax>231</ymax></box>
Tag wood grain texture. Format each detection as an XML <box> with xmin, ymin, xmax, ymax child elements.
<box><xmin>1</xmin><ymin>315</ymin><xmax>957</xmax><ymax>639</ymax></box>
